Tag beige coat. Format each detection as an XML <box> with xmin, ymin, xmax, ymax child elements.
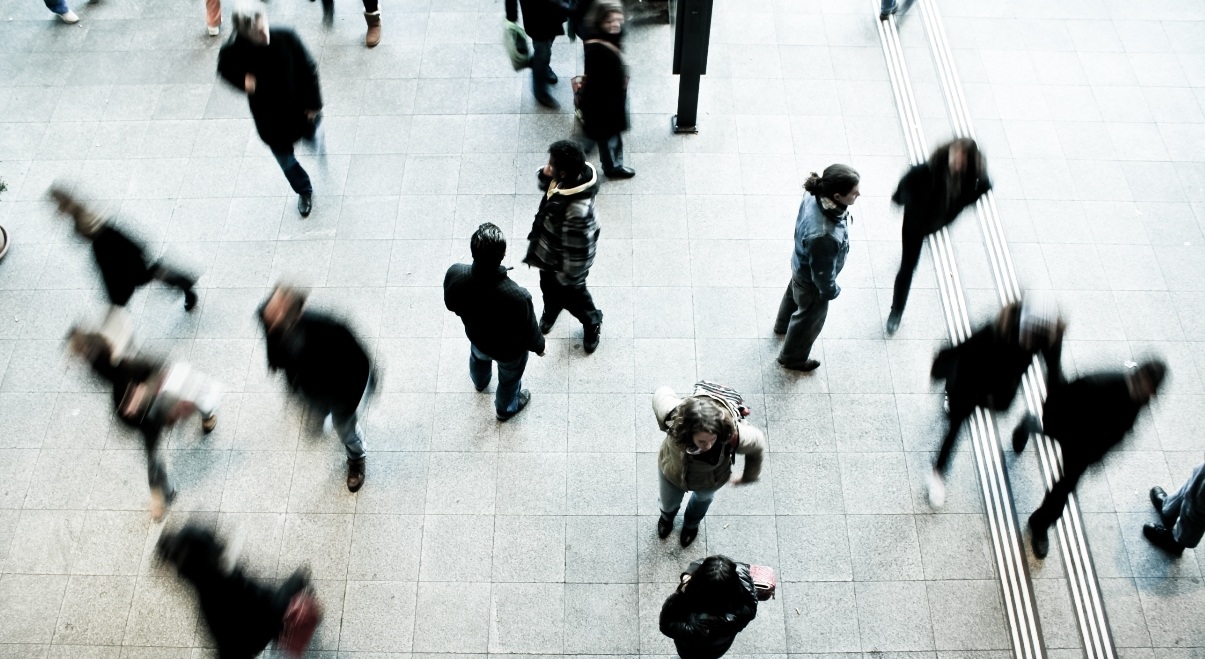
<box><xmin>653</xmin><ymin>386</ymin><xmax>767</xmax><ymax>492</ymax></box>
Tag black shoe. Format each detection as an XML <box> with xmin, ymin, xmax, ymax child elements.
<box><xmin>298</xmin><ymin>194</ymin><xmax>313</xmax><ymax>217</ymax></box>
<box><xmin>1150</xmin><ymin>486</ymin><xmax>1175</xmax><ymax>526</ymax></box>
<box><xmin>1143</xmin><ymin>523</ymin><xmax>1185</xmax><ymax>557</ymax></box>
<box><xmin>680</xmin><ymin>526</ymin><xmax>699</xmax><ymax>547</ymax></box>
<box><xmin>547</xmin><ymin>69</ymin><xmax>558</xmax><ymax>84</ymax></box>
<box><xmin>604</xmin><ymin>166</ymin><xmax>635</xmax><ymax>179</ymax></box>
<box><xmin>535</xmin><ymin>93</ymin><xmax>560</xmax><ymax>110</ymax></box>
<box><xmin>657</xmin><ymin>516</ymin><xmax>673</xmax><ymax>539</ymax></box>
<box><xmin>778</xmin><ymin>358</ymin><xmax>821</xmax><ymax>372</ymax></box>
<box><xmin>539</xmin><ymin>310</ymin><xmax>558</xmax><ymax>335</ymax></box>
<box><xmin>1013</xmin><ymin>414</ymin><xmax>1039</xmax><ymax>454</ymax></box>
<box><xmin>474</xmin><ymin>383</ymin><xmax>488</xmax><ymax>393</ymax></box>
<box><xmin>183</xmin><ymin>289</ymin><xmax>198</xmax><ymax>312</ymax></box>
<box><xmin>347</xmin><ymin>457</ymin><xmax>366</xmax><ymax>492</ymax></box>
<box><xmin>886</xmin><ymin>310</ymin><xmax>901</xmax><ymax>335</ymax></box>
<box><xmin>497</xmin><ymin>389</ymin><xmax>531</xmax><ymax>421</ymax></box>
<box><xmin>1029</xmin><ymin>515</ymin><xmax>1049</xmax><ymax>559</ymax></box>
<box><xmin>584</xmin><ymin>322</ymin><xmax>601</xmax><ymax>354</ymax></box>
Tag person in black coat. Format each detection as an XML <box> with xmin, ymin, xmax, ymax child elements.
<box><xmin>660</xmin><ymin>555</ymin><xmax>759</xmax><ymax>659</ymax></box>
<box><xmin>445</xmin><ymin>223</ymin><xmax>546</xmax><ymax>421</ymax></box>
<box><xmin>505</xmin><ymin>0</ymin><xmax>568</xmax><ymax>108</ymax></box>
<box><xmin>887</xmin><ymin>138</ymin><xmax>991</xmax><ymax>335</ymax></box>
<box><xmin>157</xmin><ymin>523</ymin><xmax>319</xmax><ymax>659</ymax></box>
<box><xmin>578</xmin><ymin>0</ymin><xmax>634</xmax><ymax>179</ymax></box>
<box><xmin>1014</xmin><ymin>360</ymin><xmax>1166</xmax><ymax>558</ymax></box>
<box><xmin>49</xmin><ymin>186</ymin><xmax>198</xmax><ymax>311</ymax></box>
<box><xmin>927</xmin><ymin>296</ymin><xmax>1064</xmax><ymax>507</ymax></box>
<box><xmin>218</xmin><ymin>2</ymin><xmax>323</xmax><ymax>217</ymax></box>
<box><xmin>258</xmin><ymin>284</ymin><xmax>375</xmax><ymax>492</ymax></box>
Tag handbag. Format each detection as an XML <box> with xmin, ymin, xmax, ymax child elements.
<box><xmin>504</xmin><ymin>20</ymin><xmax>532</xmax><ymax>71</ymax></box>
<box><xmin>278</xmin><ymin>589</ymin><xmax>324</xmax><ymax>657</ymax></box>
<box><xmin>748</xmin><ymin>564</ymin><xmax>777</xmax><ymax>600</ymax></box>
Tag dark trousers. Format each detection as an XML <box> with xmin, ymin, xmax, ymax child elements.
<box><xmin>935</xmin><ymin>397</ymin><xmax>975</xmax><ymax>475</ymax></box>
<box><xmin>539</xmin><ymin>269</ymin><xmax>603</xmax><ymax>326</ymax></box>
<box><xmin>584</xmin><ymin>134</ymin><xmax>624</xmax><ymax>173</ymax></box>
<box><xmin>320</xmin><ymin>0</ymin><xmax>378</xmax><ymax>16</ymax></box>
<box><xmin>891</xmin><ymin>231</ymin><xmax>925</xmax><ymax>315</ymax></box>
<box><xmin>151</xmin><ymin>262</ymin><xmax>196</xmax><ymax>297</ymax></box>
<box><xmin>531</xmin><ymin>39</ymin><xmax>554</xmax><ymax>99</ymax></box>
<box><xmin>469</xmin><ymin>345</ymin><xmax>529</xmax><ymax>415</ymax></box>
<box><xmin>774</xmin><ymin>276</ymin><xmax>828</xmax><ymax>366</ymax></box>
<box><xmin>1030</xmin><ymin>451</ymin><xmax>1091</xmax><ymax>532</ymax></box>
<box><xmin>272</xmin><ymin>147</ymin><xmax>314</xmax><ymax>196</ymax></box>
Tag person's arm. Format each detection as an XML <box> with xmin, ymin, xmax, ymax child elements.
<box><xmin>293</xmin><ymin>33</ymin><xmax>323</xmax><ymax>112</ymax></box>
<box><xmin>443</xmin><ymin>267</ymin><xmax>458</xmax><ymax>314</ymax></box>
<box><xmin>505</xmin><ymin>0</ymin><xmax>519</xmax><ymax>23</ymax></box>
<box><xmin>1041</xmin><ymin>323</ymin><xmax>1066</xmax><ymax>390</ymax></box>
<box><xmin>216</xmin><ymin>41</ymin><xmax>248</xmax><ymax>91</ymax></box>
<box><xmin>891</xmin><ymin>166</ymin><xmax>915</xmax><ymax>207</ymax></box>
<box><xmin>807</xmin><ymin>235</ymin><xmax>841</xmax><ymax>300</ymax></box>
<box><xmin>659</xmin><ymin>594</ymin><xmax>719</xmax><ymax>642</ymax></box>
<box><xmin>524</xmin><ymin>295</ymin><xmax>546</xmax><ymax>355</ymax></box>
<box><xmin>653</xmin><ymin>387</ymin><xmax>683</xmax><ymax>432</ymax></box>
<box><xmin>733</xmin><ymin>421</ymin><xmax>767</xmax><ymax>483</ymax></box>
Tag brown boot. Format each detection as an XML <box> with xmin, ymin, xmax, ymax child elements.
<box><xmin>364</xmin><ymin>11</ymin><xmax>381</xmax><ymax>48</ymax></box>
<box><xmin>347</xmin><ymin>457</ymin><xmax>366</xmax><ymax>492</ymax></box>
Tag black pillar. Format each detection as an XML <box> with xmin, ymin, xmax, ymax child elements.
<box><xmin>671</xmin><ymin>0</ymin><xmax>714</xmax><ymax>134</ymax></box>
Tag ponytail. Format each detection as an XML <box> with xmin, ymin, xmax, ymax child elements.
<box><xmin>803</xmin><ymin>163</ymin><xmax>860</xmax><ymax>200</ymax></box>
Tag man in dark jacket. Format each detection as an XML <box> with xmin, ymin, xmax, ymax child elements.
<box><xmin>1015</xmin><ymin>359</ymin><xmax>1166</xmax><ymax>558</ymax></box>
<box><xmin>928</xmin><ymin>296</ymin><xmax>1063</xmax><ymax>507</ymax></box>
<box><xmin>524</xmin><ymin>140</ymin><xmax>605</xmax><ymax>353</ymax></box>
<box><xmin>445</xmin><ymin>223</ymin><xmax>546</xmax><ymax>421</ymax></box>
<box><xmin>505</xmin><ymin>0</ymin><xmax>567</xmax><ymax>108</ymax></box>
<box><xmin>578</xmin><ymin>1</ymin><xmax>634</xmax><ymax>179</ymax></box>
<box><xmin>49</xmin><ymin>186</ymin><xmax>198</xmax><ymax>311</ymax></box>
<box><xmin>218</xmin><ymin>3</ymin><xmax>323</xmax><ymax>217</ymax></box>
<box><xmin>259</xmin><ymin>285</ymin><xmax>375</xmax><ymax>492</ymax></box>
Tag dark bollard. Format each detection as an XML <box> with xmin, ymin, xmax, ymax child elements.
<box><xmin>671</xmin><ymin>0</ymin><xmax>714</xmax><ymax>134</ymax></box>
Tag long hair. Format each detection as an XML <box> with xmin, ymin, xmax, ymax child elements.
<box><xmin>682</xmin><ymin>555</ymin><xmax>744</xmax><ymax>612</ymax></box>
<box><xmin>586</xmin><ymin>0</ymin><xmax>624</xmax><ymax>34</ymax></box>
<box><xmin>802</xmin><ymin>164</ymin><xmax>860</xmax><ymax>200</ymax></box>
<box><xmin>668</xmin><ymin>396</ymin><xmax>735</xmax><ymax>450</ymax></box>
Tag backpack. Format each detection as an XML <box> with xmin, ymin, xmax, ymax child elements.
<box><xmin>693</xmin><ymin>380</ymin><xmax>751</xmax><ymax>421</ymax></box>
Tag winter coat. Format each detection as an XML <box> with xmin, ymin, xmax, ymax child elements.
<box><xmin>505</xmin><ymin>0</ymin><xmax>567</xmax><ymax>40</ymax></box>
<box><xmin>90</xmin><ymin>225</ymin><xmax>156</xmax><ymax>307</ymax></box>
<box><xmin>892</xmin><ymin>161</ymin><xmax>992</xmax><ymax>238</ymax></box>
<box><xmin>659</xmin><ymin>564</ymin><xmax>759</xmax><ymax>659</ymax></box>
<box><xmin>790</xmin><ymin>195</ymin><xmax>849</xmax><ymax>300</ymax></box>
<box><xmin>524</xmin><ymin>164</ymin><xmax>601</xmax><ymax>286</ymax></box>
<box><xmin>444</xmin><ymin>262</ymin><xmax>546</xmax><ymax>362</ymax></box>
<box><xmin>654</xmin><ymin>388</ymin><xmax>766</xmax><ymax>492</ymax></box>
<box><xmin>1042</xmin><ymin>372</ymin><xmax>1142</xmax><ymax>466</ymax></box>
<box><xmin>580</xmin><ymin>37</ymin><xmax>629</xmax><ymax>140</ymax></box>
<box><xmin>261</xmin><ymin>311</ymin><xmax>372</xmax><ymax>417</ymax></box>
<box><xmin>87</xmin><ymin>348</ymin><xmax>170</xmax><ymax>452</ymax></box>
<box><xmin>931</xmin><ymin>314</ymin><xmax>1063</xmax><ymax>414</ymax></box>
<box><xmin>217</xmin><ymin>28</ymin><xmax>323</xmax><ymax>149</ymax></box>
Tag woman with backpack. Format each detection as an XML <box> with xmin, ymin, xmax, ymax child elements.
<box><xmin>660</xmin><ymin>555</ymin><xmax>760</xmax><ymax>659</ymax></box>
<box><xmin>576</xmin><ymin>0</ymin><xmax>635</xmax><ymax>179</ymax></box>
<box><xmin>653</xmin><ymin>383</ymin><xmax>767</xmax><ymax>547</ymax></box>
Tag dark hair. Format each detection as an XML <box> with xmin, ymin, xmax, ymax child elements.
<box><xmin>803</xmin><ymin>164</ymin><xmax>860</xmax><ymax>200</ymax></box>
<box><xmin>1137</xmin><ymin>359</ymin><xmax>1167</xmax><ymax>392</ymax></box>
<box><xmin>932</xmin><ymin>137</ymin><xmax>986</xmax><ymax>179</ymax></box>
<box><xmin>683</xmin><ymin>555</ymin><xmax>743</xmax><ymax>612</ymax></box>
<box><xmin>549</xmin><ymin>140</ymin><xmax>587</xmax><ymax>182</ymax></box>
<box><xmin>587</xmin><ymin>0</ymin><xmax>624</xmax><ymax>31</ymax></box>
<box><xmin>156</xmin><ymin>524</ymin><xmax>227</xmax><ymax>581</ymax></box>
<box><xmin>470</xmin><ymin>222</ymin><xmax>507</xmax><ymax>267</ymax></box>
<box><xmin>669</xmin><ymin>396</ymin><xmax>736</xmax><ymax>449</ymax></box>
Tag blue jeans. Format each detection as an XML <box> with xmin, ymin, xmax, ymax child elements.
<box><xmin>658</xmin><ymin>470</ymin><xmax>723</xmax><ymax>530</ymax></box>
<box><xmin>45</xmin><ymin>0</ymin><xmax>70</xmax><ymax>14</ymax></box>
<box><xmin>271</xmin><ymin>150</ymin><xmax>313</xmax><ymax>196</ymax></box>
<box><xmin>469</xmin><ymin>345</ymin><xmax>528</xmax><ymax>416</ymax></box>
<box><xmin>530</xmin><ymin>39</ymin><xmax>553</xmax><ymax>99</ymax></box>
<box><xmin>1164</xmin><ymin>462</ymin><xmax>1205</xmax><ymax>548</ymax></box>
<box><xmin>881</xmin><ymin>0</ymin><xmax>895</xmax><ymax>13</ymax></box>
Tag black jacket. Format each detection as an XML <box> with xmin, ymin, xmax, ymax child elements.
<box><xmin>87</xmin><ymin>349</ymin><xmax>170</xmax><ymax>452</ymax></box>
<box><xmin>931</xmin><ymin>317</ymin><xmax>1062</xmax><ymax>414</ymax></box>
<box><xmin>262</xmin><ymin>311</ymin><xmax>372</xmax><ymax>416</ymax></box>
<box><xmin>580</xmin><ymin>35</ymin><xmax>629</xmax><ymax>140</ymax></box>
<box><xmin>505</xmin><ymin>0</ymin><xmax>567</xmax><ymax>40</ymax></box>
<box><xmin>659</xmin><ymin>565</ymin><xmax>759</xmax><ymax>659</ymax></box>
<box><xmin>1042</xmin><ymin>373</ymin><xmax>1142</xmax><ymax>466</ymax></box>
<box><xmin>444</xmin><ymin>263</ymin><xmax>545</xmax><ymax>362</ymax></box>
<box><xmin>91</xmin><ymin>225</ymin><xmax>156</xmax><ymax>307</ymax></box>
<box><xmin>892</xmin><ymin>162</ymin><xmax>992</xmax><ymax>238</ymax></box>
<box><xmin>217</xmin><ymin>28</ymin><xmax>322</xmax><ymax>148</ymax></box>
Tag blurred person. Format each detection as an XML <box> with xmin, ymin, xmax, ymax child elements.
<box><xmin>887</xmin><ymin>138</ymin><xmax>991</xmax><ymax>335</ymax></box>
<box><xmin>1146</xmin><ymin>457</ymin><xmax>1205</xmax><ymax>557</ymax></box>
<box><xmin>67</xmin><ymin>326</ymin><xmax>222</xmax><ymax>520</ymax></box>
<box><xmin>505</xmin><ymin>0</ymin><xmax>568</xmax><ymax>108</ymax></box>
<box><xmin>49</xmin><ymin>186</ymin><xmax>199</xmax><ymax>312</ymax></box>
<box><xmin>653</xmin><ymin>383</ymin><xmax>766</xmax><ymax>547</ymax></box>
<box><xmin>258</xmin><ymin>284</ymin><xmax>376</xmax><ymax>492</ymax></box>
<box><xmin>158</xmin><ymin>523</ymin><xmax>322</xmax><ymax>659</ymax></box>
<box><xmin>577</xmin><ymin>0</ymin><xmax>634</xmax><ymax>179</ymax></box>
<box><xmin>929</xmin><ymin>296</ymin><xmax>1064</xmax><ymax>507</ymax></box>
<box><xmin>1014</xmin><ymin>360</ymin><xmax>1166</xmax><ymax>558</ymax></box>
<box><xmin>880</xmin><ymin>0</ymin><xmax>915</xmax><ymax>20</ymax></box>
<box><xmin>524</xmin><ymin>140</ymin><xmax>604</xmax><ymax>353</ymax></box>
<box><xmin>44</xmin><ymin>0</ymin><xmax>79</xmax><ymax>23</ymax></box>
<box><xmin>218</xmin><ymin>1</ymin><xmax>324</xmax><ymax>217</ymax></box>
<box><xmin>444</xmin><ymin>223</ymin><xmax>546</xmax><ymax>421</ymax></box>
<box><xmin>660</xmin><ymin>555</ymin><xmax>759</xmax><ymax>659</ymax></box>
<box><xmin>315</xmin><ymin>0</ymin><xmax>383</xmax><ymax>46</ymax></box>
<box><xmin>206</xmin><ymin>0</ymin><xmax>221</xmax><ymax>35</ymax></box>
<box><xmin>774</xmin><ymin>165</ymin><xmax>860</xmax><ymax>372</ymax></box>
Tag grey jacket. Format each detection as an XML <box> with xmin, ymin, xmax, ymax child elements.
<box><xmin>790</xmin><ymin>195</ymin><xmax>849</xmax><ymax>300</ymax></box>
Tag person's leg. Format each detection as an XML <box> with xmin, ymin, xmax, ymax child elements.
<box><xmin>934</xmin><ymin>403</ymin><xmax>972</xmax><ymax>475</ymax></box>
<box><xmin>657</xmin><ymin>469</ymin><xmax>688</xmax><ymax>522</ymax></box>
<box><xmin>773</xmin><ymin>280</ymin><xmax>798</xmax><ymax>335</ymax></box>
<box><xmin>1170</xmin><ymin>463</ymin><xmax>1205</xmax><ymax>548</ymax></box>
<box><xmin>1031</xmin><ymin>456</ymin><xmax>1086</xmax><ymax>533</ymax></box>
<box><xmin>469</xmin><ymin>344</ymin><xmax>493</xmax><ymax>393</ymax></box>
<box><xmin>777</xmin><ymin>278</ymin><xmax>829</xmax><ymax>368</ymax></box>
<box><xmin>530</xmin><ymin>39</ymin><xmax>554</xmax><ymax>102</ymax></box>
<box><xmin>538</xmin><ymin>269</ymin><xmax>565</xmax><ymax>327</ymax></box>
<box><xmin>888</xmin><ymin>232</ymin><xmax>925</xmax><ymax>331</ymax></box>
<box><xmin>151</xmin><ymin>261</ymin><xmax>199</xmax><ymax>310</ymax></box>
<box><xmin>494</xmin><ymin>352</ymin><xmax>529</xmax><ymax>416</ymax></box>
<box><xmin>362</xmin><ymin>0</ymin><xmax>381</xmax><ymax>47</ymax></box>
<box><xmin>320</xmin><ymin>0</ymin><xmax>334</xmax><ymax>25</ymax></box>
<box><xmin>44</xmin><ymin>0</ymin><xmax>70</xmax><ymax>15</ymax></box>
<box><xmin>682</xmin><ymin>486</ymin><xmax>719</xmax><ymax>530</ymax></box>
<box><xmin>205</xmin><ymin>0</ymin><xmax>221</xmax><ymax>30</ymax></box>
<box><xmin>880</xmin><ymin>0</ymin><xmax>897</xmax><ymax>17</ymax></box>
<box><xmin>559</xmin><ymin>278</ymin><xmax>603</xmax><ymax>327</ymax></box>
<box><xmin>332</xmin><ymin>410</ymin><xmax>366</xmax><ymax>460</ymax></box>
<box><xmin>271</xmin><ymin>146</ymin><xmax>314</xmax><ymax>196</ymax></box>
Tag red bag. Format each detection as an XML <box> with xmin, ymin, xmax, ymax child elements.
<box><xmin>278</xmin><ymin>590</ymin><xmax>323</xmax><ymax>657</ymax></box>
<box><xmin>748</xmin><ymin>565</ymin><xmax>776</xmax><ymax>600</ymax></box>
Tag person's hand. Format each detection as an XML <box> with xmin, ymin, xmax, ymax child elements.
<box><xmin>305</xmin><ymin>109</ymin><xmax>319</xmax><ymax>121</ymax></box>
<box><xmin>537</xmin><ymin>350</ymin><xmax>545</xmax><ymax>357</ymax></box>
<box><xmin>729</xmin><ymin>475</ymin><xmax>746</xmax><ymax>486</ymax></box>
<box><xmin>244</xmin><ymin>73</ymin><xmax>257</xmax><ymax>95</ymax></box>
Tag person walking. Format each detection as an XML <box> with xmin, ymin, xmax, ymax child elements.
<box><xmin>258</xmin><ymin>285</ymin><xmax>376</xmax><ymax>492</ymax></box>
<box><xmin>49</xmin><ymin>186</ymin><xmax>199</xmax><ymax>312</ymax></box>
<box><xmin>653</xmin><ymin>383</ymin><xmax>766</xmax><ymax>547</ymax></box>
<box><xmin>315</xmin><ymin>0</ymin><xmax>383</xmax><ymax>46</ymax></box>
<box><xmin>205</xmin><ymin>0</ymin><xmax>221</xmax><ymax>35</ymax></box>
<box><xmin>773</xmin><ymin>165</ymin><xmax>860</xmax><ymax>372</ymax></box>
<box><xmin>928</xmin><ymin>296</ymin><xmax>1064</xmax><ymax>507</ymax></box>
<box><xmin>1014</xmin><ymin>360</ymin><xmax>1166</xmax><ymax>558</ymax></box>
<box><xmin>887</xmin><ymin>138</ymin><xmax>991</xmax><ymax>335</ymax></box>
<box><xmin>218</xmin><ymin>1</ymin><xmax>324</xmax><ymax>217</ymax></box>
<box><xmin>577</xmin><ymin>0</ymin><xmax>634</xmax><ymax>179</ymax></box>
<box><xmin>659</xmin><ymin>555</ymin><xmax>759</xmax><ymax>659</ymax></box>
<box><xmin>524</xmin><ymin>140</ymin><xmax>605</xmax><ymax>353</ymax></box>
<box><xmin>505</xmin><ymin>0</ymin><xmax>567</xmax><ymax>108</ymax></box>
<box><xmin>44</xmin><ymin>0</ymin><xmax>79</xmax><ymax>23</ymax></box>
<box><xmin>1146</xmin><ymin>457</ymin><xmax>1205</xmax><ymax>557</ymax></box>
<box><xmin>444</xmin><ymin>223</ymin><xmax>546</xmax><ymax>421</ymax></box>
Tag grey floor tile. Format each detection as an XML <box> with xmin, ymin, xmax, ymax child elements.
<box><xmin>855</xmin><ymin>581</ymin><xmax>934</xmax><ymax>652</ymax></box>
<box><xmin>339</xmin><ymin>580</ymin><xmax>417</xmax><ymax>653</ymax></box>
<box><xmin>846</xmin><ymin>515</ymin><xmax>924</xmax><ymax>581</ymax></box>
<box><xmin>412</xmin><ymin>581</ymin><xmax>491</xmax><ymax>653</ymax></box>
<box><xmin>488</xmin><ymin>582</ymin><xmax>565</xmax><ymax>654</ymax></box>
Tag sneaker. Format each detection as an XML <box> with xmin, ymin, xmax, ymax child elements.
<box><xmin>927</xmin><ymin>469</ymin><xmax>946</xmax><ymax>508</ymax></box>
<box><xmin>58</xmin><ymin>10</ymin><xmax>80</xmax><ymax>23</ymax></box>
<box><xmin>497</xmin><ymin>389</ymin><xmax>531</xmax><ymax>421</ymax></box>
<box><xmin>207</xmin><ymin>24</ymin><xmax>220</xmax><ymax>36</ymax></box>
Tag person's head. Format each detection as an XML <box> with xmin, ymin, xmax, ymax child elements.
<box><xmin>470</xmin><ymin>222</ymin><xmax>507</xmax><ymax>268</ymax></box>
<box><xmin>935</xmin><ymin>137</ymin><xmax>984</xmax><ymax>178</ymax></box>
<box><xmin>682</xmin><ymin>555</ymin><xmax>744</xmax><ymax>610</ymax></box>
<box><xmin>48</xmin><ymin>185</ymin><xmax>105</xmax><ymax>237</ymax></box>
<box><xmin>588</xmin><ymin>0</ymin><xmax>625</xmax><ymax>35</ymax></box>
<box><xmin>1008</xmin><ymin>293</ymin><xmax>1062</xmax><ymax>351</ymax></box>
<box><xmin>65</xmin><ymin>326</ymin><xmax>109</xmax><ymax>362</ymax></box>
<box><xmin>803</xmin><ymin>164</ymin><xmax>861</xmax><ymax>207</ymax></box>
<box><xmin>670</xmin><ymin>396</ymin><xmax>736</xmax><ymax>456</ymax></box>
<box><xmin>260</xmin><ymin>284</ymin><xmax>307</xmax><ymax>334</ymax></box>
<box><xmin>546</xmin><ymin>140</ymin><xmax>588</xmax><ymax>183</ymax></box>
<box><xmin>232</xmin><ymin>0</ymin><xmax>270</xmax><ymax>45</ymax></box>
<box><xmin>1127</xmin><ymin>360</ymin><xmax>1166</xmax><ymax>404</ymax></box>
<box><xmin>156</xmin><ymin>524</ymin><xmax>230</xmax><ymax>580</ymax></box>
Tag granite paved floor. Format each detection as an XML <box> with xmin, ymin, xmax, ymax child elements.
<box><xmin>0</xmin><ymin>0</ymin><xmax>1201</xmax><ymax>656</ymax></box>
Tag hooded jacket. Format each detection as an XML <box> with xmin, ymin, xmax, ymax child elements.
<box><xmin>790</xmin><ymin>194</ymin><xmax>849</xmax><ymax>300</ymax></box>
<box><xmin>217</xmin><ymin>28</ymin><xmax>322</xmax><ymax>149</ymax></box>
<box><xmin>659</xmin><ymin>564</ymin><xmax>759</xmax><ymax>659</ymax></box>
<box><xmin>524</xmin><ymin>164</ymin><xmax>601</xmax><ymax>286</ymax></box>
<box><xmin>444</xmin><ymin>262</ymin><xmax>546</xmax><ymax>362</ymax></box>
<box><xmin>261</xmin><ymin>310</ymin><xmax>372</xmax><ymax>417</ymax></box>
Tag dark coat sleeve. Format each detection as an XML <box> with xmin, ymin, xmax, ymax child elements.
<box><xmin>807</xmin><ymin>235</ymin><xmax>842</xmax><ymax>300</ymax></box>
<box><xmin>659</xmin><ymin>592</ymin><xmax>720</xmax><ymax>643</ymax></box>
<box><xmin>217</xmin><ymin>41</ymin><xmax>248</xmax><ymax>91</ymax></box>
<box><xmin>290</xmin><ymin>33</ymin><xmax>323</xmax><ymax>110</ymax></box>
